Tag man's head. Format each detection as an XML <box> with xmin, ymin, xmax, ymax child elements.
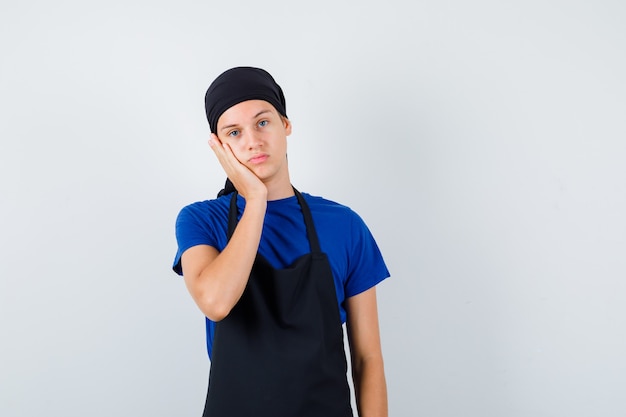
<box><xmin>204</xmin><ymin>67</ymin><xmax>287</xmax><ymax>134</ymax></box>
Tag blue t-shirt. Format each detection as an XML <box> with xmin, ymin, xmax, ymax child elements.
<box><xmin>173</xmin><ymin>192</ymin><xmax>390</xmax><ymax>358</ymax></box>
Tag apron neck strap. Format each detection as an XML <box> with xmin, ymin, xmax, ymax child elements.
<box><xmin>227</xmin><ymin>187</ymin><xmax>322</xmax><ymax>253</ymax></box>
<box><xmin>293</xmin><ymin>187</ymin><xmax>321</xmax><ymax>253</ymax></box>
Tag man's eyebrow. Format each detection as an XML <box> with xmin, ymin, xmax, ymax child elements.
<box><xmin>220</xmin><ymin>123</ymin><xmax>238</xmax><ymax>131</ymax></box>
<box><xmin>220</xmin><ymin>109</ymin><xmax>273</xmax><ymax>131</ymax></box>
<box><xmin>253</xmin><ymin>109</ymin><xmax>272</xmax><ymax>118</ymax></box>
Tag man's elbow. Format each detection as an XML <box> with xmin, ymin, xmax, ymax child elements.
<box><xmin>203</xmin><ymin>306</ymin><xmax>230</xmax><ymax>322</ymax></box>
<box><xmin>197</xmin><ymin>292</ymin><xmax>233</xmax><ymax>322</ymax></box>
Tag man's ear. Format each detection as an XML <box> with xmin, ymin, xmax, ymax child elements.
<box><xmin>282</xmin><ymin>117</ymin><xmax>292</xmax><ymax>136</ymax></box>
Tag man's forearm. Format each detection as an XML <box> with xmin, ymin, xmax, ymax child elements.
<box><xmin>353</xmin><ymin>355</ymin><xmax>388</xmax><ymax>417</ymax></box>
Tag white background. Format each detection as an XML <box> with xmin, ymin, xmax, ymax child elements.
<box><xmin>1</xmin><ymin>1</ymin><xmax>625</xmax><ymax>416</ymax></box>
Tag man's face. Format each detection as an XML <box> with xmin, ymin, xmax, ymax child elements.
<box><xmin>216</xmin><ymin>99</ymin><xmax>292</xmax><ymax>183</ymax></box>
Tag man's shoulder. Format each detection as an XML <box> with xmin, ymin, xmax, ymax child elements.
<box><xmin>177</xmin><ymin>195</ymin><xmax>231</xmax><ymax>220</ymax></box>
<box><xmin>301</xmin><ymin>193</ymin><xmax>364</xmax><ymax>224</ymax></box>
<box><xmin>302</xmin><ymin>193</ymin><xmax>352</xmax><ymax>211</ymax></box>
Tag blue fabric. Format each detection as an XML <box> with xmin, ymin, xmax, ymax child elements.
<box><xmin>173</xmin><ymin>192</ymin><xmax>390</xmax><ymax>358</ymax></box>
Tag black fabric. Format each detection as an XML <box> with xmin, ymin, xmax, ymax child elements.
<box><xmin>202</xmin><ymin>188</ymin><xmax>353</xmax><ymax>417</ymax></box>
<box><xmin>216</xmin><ymin>178</ymin><xmax>236</xmax><ymax>197</ymax></box>
<box><xmin>204</xmin><ymin>66</ymin><xmax>287</xmax><ymax>134</ymax></box>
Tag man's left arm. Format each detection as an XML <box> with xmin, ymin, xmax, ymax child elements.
<box><xmin>346</xmin><ymin>286</ymin><xmax>388</xmax><ymax>417</ymax></box>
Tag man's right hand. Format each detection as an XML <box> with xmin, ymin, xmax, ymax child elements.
<box><xmin>209</xmin><ymin>133</ymin><xmax>268</xmax><ymax>202</ymax></box>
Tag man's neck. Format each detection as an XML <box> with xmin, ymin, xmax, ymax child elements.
<box><xmin>264</xmin><ymin>175</ymin><xmax>295</xmax><ymax>201</ymax></box>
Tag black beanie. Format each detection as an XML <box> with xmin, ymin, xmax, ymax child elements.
<box><xmin>204</xmin><ymin>67</ymin><xmax>288</xmax><ymax>134</ymax></box>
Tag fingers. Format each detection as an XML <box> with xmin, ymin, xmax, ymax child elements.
<box><xmin>208</xmin><ymin>133</ymin><xmax>225</xmax><ymax>158</ymax></box>
<box><xmin>208</xmin><ymin>133</ymin><xmax>221</xmax><ymax>149</ymax></box>
<box><xmin>209</xmin><ymin>134</ymin><xmax>240</xmax><ymax>172</ymax></box>
<box><xmin>209</xmin><ymin>134</ymin><xmax>233</xmax><ymax>167</ymax></box>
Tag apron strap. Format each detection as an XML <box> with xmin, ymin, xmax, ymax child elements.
<box><xmin>227</xmin><ymin>187</ymin><xmax>322</xmax><ymax>254</ymax></box>
<box><xmin>293</xmin><ymin>187</ymin><xmax>322</xmax><ymax>254</ymax></box>
<box><xmin>227</xmin><ymin>190</ymin><xmax>239</xmax><ymax>239</ymax></box>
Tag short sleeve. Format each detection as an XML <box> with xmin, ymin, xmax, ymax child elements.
<box><xmin>343</xmin><ymin>212</ymin><xmax>390</xmax><ymax>298</ymax></box>
<box><xmin>172</xmin><ymin>203</ymin><xmax>222</xmax><ymax>276</ymax></box>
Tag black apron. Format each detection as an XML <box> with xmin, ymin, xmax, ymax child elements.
<box><xmin>202</xmin><ymin>188</ymin><xmax>353</xmax><ymax>417</ymax></box>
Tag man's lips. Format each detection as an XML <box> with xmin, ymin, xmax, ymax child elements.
<box><xmin>248</xmin><ymin>154</ymin><xmax>268</xmax><ymax>164</ymax></box>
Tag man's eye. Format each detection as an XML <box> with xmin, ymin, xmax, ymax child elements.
<box><xmin>228</xmin><ymin>130</ymin><xmax>240</xmax><ymax>137</ymax></box>
<box><xmin>258</xmin><ymin>120</ymin><xmax>268</xmax><ymax>127</ymax></box>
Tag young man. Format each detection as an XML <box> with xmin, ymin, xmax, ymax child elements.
<box><xmin>173</xmin><ymin>67</ymin><xmax>390</xmax><ymax>417</ymax></box>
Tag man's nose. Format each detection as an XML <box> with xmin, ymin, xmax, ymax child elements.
<box><xmin>246</xmin><ymin>130</ymin><xmax>262</xmax><ymax>149</ymax></box>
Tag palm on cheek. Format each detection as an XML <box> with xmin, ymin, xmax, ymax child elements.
<box><xmin>209</xmin><ymin>133</ymin><xmax>266</xmax><ymax>199</ymax></box>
